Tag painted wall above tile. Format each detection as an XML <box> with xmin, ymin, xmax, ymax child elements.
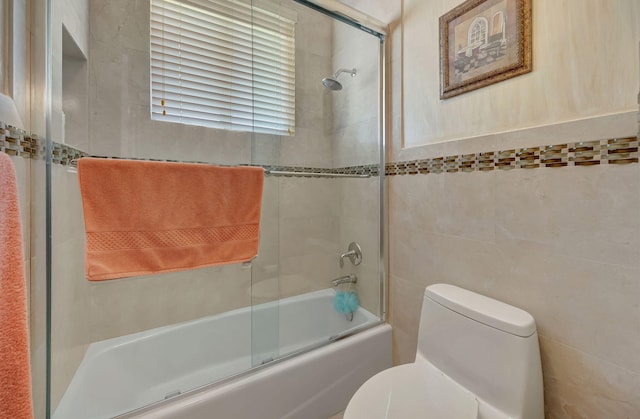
<box><xmin>402</xmin><ymin>0</ymin><xmax>640</xmax><ymax>147</ymax></box>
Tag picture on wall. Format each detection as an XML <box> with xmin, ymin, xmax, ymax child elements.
<box><xmin>439</xmin><ymin>0</ymin><xmax>531</xmax><ymax>99</ymax></box>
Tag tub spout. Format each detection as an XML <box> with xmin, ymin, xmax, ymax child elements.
<box><xmin>331</xmin><ymin>274</ymin><xmax>357</xmax><ymax>287</ymax></box>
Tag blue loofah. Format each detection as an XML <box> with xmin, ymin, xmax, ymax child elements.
<box><xmin>343</xmin><ymin>291</ymin><xmax>359</xmax><ymax>313</ymax></box>
<box><xmin>334</xmin><ymin>290</ymin><xmax>359</xmax><ymax>314</ymax></box>
<box><xmin>333</xmin><ymin>291</ymin><xmax>344</xmax><ymax>312</ymax></box>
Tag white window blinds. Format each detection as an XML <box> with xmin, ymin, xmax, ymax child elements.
<box><xmin>150</xmin><ymin>0</ymin><xmax>296</xmax><ymax>135</ymax></box>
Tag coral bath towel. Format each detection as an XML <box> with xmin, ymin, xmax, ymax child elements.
<box><xmin>0</xmin><ymin>152</ymin><xmax>34</xmax><ymax>419</ymax></box>
<box><xmin>78</xmin><ymin>158</ymin><xmax>264</xmax><ymax>281</ymax></box>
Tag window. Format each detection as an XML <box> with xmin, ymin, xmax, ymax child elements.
<box><xmin>150</xmin><ymin>0</ymin><xmax>296</xmax><ymax>136</ymax></box>
<box><xmin>467</xmin><ymin>17</ymin><xmax>488</xmax><ymax>49</ymax></box>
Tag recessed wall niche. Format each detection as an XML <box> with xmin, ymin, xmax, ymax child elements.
<box><xmin>62</xmin><ymin>25</ymin><xmax>88</xmax><ymax>151</ymax></box>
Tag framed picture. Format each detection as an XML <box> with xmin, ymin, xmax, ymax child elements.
<box><xmin>439</xmin><ymin>0</ymin><xmax>532</xmax><ymax>99</ymax></box>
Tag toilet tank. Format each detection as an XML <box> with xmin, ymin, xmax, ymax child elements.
<box><xmin>416</xmin><ymin>284</ymin><xmax>544</xmax><ymax>419</ymax></box>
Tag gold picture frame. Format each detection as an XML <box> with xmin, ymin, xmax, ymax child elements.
<box><xmin>439</xmin><ymin>0</ymin><xmax>532</xmax><ymax>99</ymax></box>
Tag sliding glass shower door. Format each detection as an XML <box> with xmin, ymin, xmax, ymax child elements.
<box><xmin>249</xmin><ymin>0</ymin><xmax>385</xmax><ymax>364</ymax></box>
<box><xmin>45</xmin><ymin>0</ymin><xmax>385</xmax><ymax>417</ymax></box>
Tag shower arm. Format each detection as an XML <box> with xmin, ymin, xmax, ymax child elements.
<box><xmin>333</xmin><ymin>68</ymin><xmax>357</xmax><ymax>79</ymax></box>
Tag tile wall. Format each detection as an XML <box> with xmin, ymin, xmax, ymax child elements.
<box><xmin>387</xmin><ymin>115</ymin><xmax>640</xmax><ymax>418</ymax></box>
<box><xmin>339</xmin><ymin>0</ymin><xmax>640</xmax><ymax>417</ymax></box>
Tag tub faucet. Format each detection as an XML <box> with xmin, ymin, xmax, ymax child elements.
<box><xmin>331</xmin><ymin>274</ymin><xmax>357</xmax><ymax>287</ymax></box>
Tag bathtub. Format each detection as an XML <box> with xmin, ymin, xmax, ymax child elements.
<box><xmin>53</xmin><ymin>289</ymin><xmax>392</xmax><ymax>419</ymax></box>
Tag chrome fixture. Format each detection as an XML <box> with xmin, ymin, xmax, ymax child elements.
<box><xmin>322</xmin><ymin>68</ymin><xmax>357</xmax><ymax>91</ymax></box>
<box><xmin>339</xmin><ymin>242</ymin><xmax>362</xmax><ymax>268</ymax></box>
<box><xmin>331</xmin><ymin>274</ymin><xmax>358</xmax><ymax>287</ymax></box>
<box><xmin>265</xmin><ymin>170</ymin><xmax>370</xmax><ymax>179</ymax></box>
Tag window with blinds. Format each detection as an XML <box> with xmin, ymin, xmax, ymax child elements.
<box><xmin>150</xmin><ymin>0</ymin><xmax>296</xmax><ymax>136</ymax></box>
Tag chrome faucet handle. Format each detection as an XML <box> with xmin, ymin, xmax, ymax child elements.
<box><xmin>339</xmin><ymin>242</ymin><xmax>362</xmax><ymax>267</ymax></box>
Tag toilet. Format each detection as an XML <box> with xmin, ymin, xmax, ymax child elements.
<box><xmin>345</xmin><ymin>284</ymin><xmax>544</xmax><ymax>419</ymax></box>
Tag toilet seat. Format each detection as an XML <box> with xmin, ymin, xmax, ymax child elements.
<box><xmin>344</xmin><ymin>362</ymin><xmax>478</xmax><ymax>419</ymax></box>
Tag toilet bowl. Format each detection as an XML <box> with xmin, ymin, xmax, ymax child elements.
<box><xmin>345</xmin><ymin>284</ymin><xmax>544</xmax><ymax>419</ymax></box>
<box><xmin>345</xmin><ymin>362</ymin><xmax>478</xmax><ymax>418</ymax></box>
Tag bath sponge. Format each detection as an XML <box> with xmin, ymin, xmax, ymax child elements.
<box><xmin>334</xmin><ymin>290</ymin><xmax>359</xmax><ymax>314</ymax></box>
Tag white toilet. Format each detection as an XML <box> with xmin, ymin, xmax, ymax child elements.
<box><xmin>345</xmin><ymin>284</ymin><xmax>544</xmax><ymax>419</ymax></box>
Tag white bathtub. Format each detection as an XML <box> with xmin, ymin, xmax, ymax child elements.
<box><xmin>54</xmin><ymin>289</ymin><xmax>392</xmax><ymax>419</ymax></box>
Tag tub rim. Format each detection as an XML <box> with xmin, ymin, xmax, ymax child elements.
<box><xmin>115</xmin><ymin>319</ymin><xmax>387</xmax><ymax>419</ymax></box>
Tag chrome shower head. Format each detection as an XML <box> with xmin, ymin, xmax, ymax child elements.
<box><xmin>322</xmin><ymin>77</ymin><xmax>343</xmax><ymax>91</ymax></box>
<box><xmin>322</xmin><ymin>68</ymin><xmax>357</xmax><ymax>91</ymax></box>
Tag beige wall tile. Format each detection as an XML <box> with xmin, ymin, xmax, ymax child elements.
<box><xmin>494</xmin><ymin>165</ymin><xmax>640</xmax><ymax>268</ymax></box>
<box><xmin>279</xmin><ymin>127</ymin><xmax>334</xmax><ymax>168</ymax></box>
<box><xmin>389</xmin><ymin>174</ymin><xmax>443</xmax><ymax>233</ymax></box>
<box><xmin>389</xmin><ymin>273</ymin><xmax>423</xmax><ymax>342</ymax></box>
<box><xmin>279</xmin><ymin>177</ymin><xmax>340</xmax><ymax>219</ymax></box>
<box><xmin>390</xmin><ymin>225</ymin><xmax>498</xmax><ymax>294</ymax></box>
<box><xmin>494</xmin><ymin>237</ymin><xmax>640</xmax><ymax>374</ymax></box>
<box><xmin>388</xmin><ymin>126</ymin><xmax>640</xmax><ymax>416</ymax></box>
<box><xmin>438</xmin><ymin>172</ymin><xmax>496</xmax><ymax>242</ymax></box>
<box><xmin>340</xmin><ymin>177</ymin><xmax>380</xmax><ymax>222</ymax></box>
<box><xmin>391</xmin><ymin>320</ymin><xmax>417</xmax><ymax>366</ymax></box>
<box><xmin>540</xmin><ymin>336</ymin><xmax>640</xmax><ymax>419</ymax></box>
<box><xmin>330</xmin><ymin>18</ymin><xmax>381</xmax><ymax>168</ymax></box>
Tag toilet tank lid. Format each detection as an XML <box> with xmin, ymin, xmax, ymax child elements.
<box><xmin>425</xmin><ymin>284</ymin><xmax>536</xmax><ymax>337</ymax></box>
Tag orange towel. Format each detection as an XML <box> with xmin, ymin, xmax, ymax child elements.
<box><xmin>0</xmin><ymin>152</ymin><xmax>34</xmax><ymax>419</ymax></box>
<box><xmin>78</xmin><ymin>158</ymin><xmax>264</xmax><ymax>281</ymax></box>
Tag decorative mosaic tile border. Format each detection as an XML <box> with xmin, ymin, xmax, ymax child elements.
<box><xmin>51</xmin><ymin>142</ymin><xmax>90</xmax><ymax>165</ymax></box>
<box><xmin>260</xmin><ymin>164</ymin><xmax>379</xmax><ymax>177</ymax></box>
<box><xmin>2</xmin><ymin>121</ymin><xmax>637</xmax><ymax>178</ymax></box>
<box><xmin>384</xmin><ymin>137</ymin><xmax>639</xmax><ymax>176</ymax></box>
<box><xmin>0</xmin><ymin>123</ymin><xmax>44</xmax><ymax>159</ymax></box>
<box><xmin>0</xmin><ymin>123</ymin><xmax>89</xmax><ymax>165</ymax></box>
<box><xmin>0</xmin><ymin>125</ymin><xmax>376</xmax><ymax>178</ymax></box>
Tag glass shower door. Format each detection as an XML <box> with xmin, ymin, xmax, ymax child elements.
<box><xmin>249</xmin><ymin>0</ymin><xmax>385</xmax><ymax>366</ymax></box>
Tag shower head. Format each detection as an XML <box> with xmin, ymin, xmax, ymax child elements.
<box><xmin>322</xmin><ymin>68</ymin><xmax>357</xmax><ymax>91</ymax></box>
<box><xmin>322</xmin><ymin>77</ymin><xmax>343</xmax><ymax>91</ymax></box>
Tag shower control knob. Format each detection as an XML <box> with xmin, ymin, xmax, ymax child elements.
<box><xmin>339</xmin><ymin>242</ymin><xmax>362</xmax><ymax>267</ymax></box>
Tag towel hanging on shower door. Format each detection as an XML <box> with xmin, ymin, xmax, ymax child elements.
<box><xmin>78</xmin><ymin>157</ymin><xmax>264</xmax><ymax>281</ymax></box>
